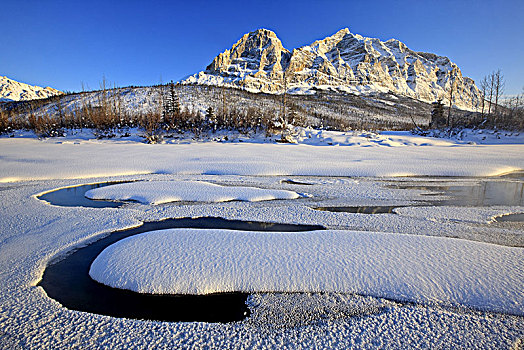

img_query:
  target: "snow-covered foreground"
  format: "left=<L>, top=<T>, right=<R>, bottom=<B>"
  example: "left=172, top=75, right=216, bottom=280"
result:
left=1, top=131, right=524, bottom=182
left=90, top=228, right=524, bottom=315
left=85, top=180, right=301, bottom=204
left=0, top=132, right=523, bottom=348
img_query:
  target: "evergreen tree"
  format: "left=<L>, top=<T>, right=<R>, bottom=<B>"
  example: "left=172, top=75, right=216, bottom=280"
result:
left=169, top=81, right=180, bottom=115
left=163, top=80, right=181, bottom=129
left=430, top=99, right=445, bottom=128
left=205, top=106, right=217, bottom=132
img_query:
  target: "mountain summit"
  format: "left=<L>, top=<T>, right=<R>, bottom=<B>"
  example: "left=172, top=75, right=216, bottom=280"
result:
left=206, top=28, right=291, bottom=83
left=0, top=76, right=62, bottom=102
left=183, top=28, right=481, bottom=110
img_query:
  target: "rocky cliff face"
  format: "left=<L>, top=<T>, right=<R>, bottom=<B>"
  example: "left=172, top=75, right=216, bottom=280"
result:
left=183, top=28, right=481, bottom=111
left=0, top=76, right=62, bottom=102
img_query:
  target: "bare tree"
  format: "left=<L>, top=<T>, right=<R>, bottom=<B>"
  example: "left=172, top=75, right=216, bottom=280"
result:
left=279, top=71, right=291, bottom=141
left=447, top=79, right=456, bottom=127
left=487, top=72, right=495, bottom=115
left=159, top=80, right=165, bottom=123
left=493, top=69, right=504, bottom=115
left=0, top=107, right=9, bottom=133
left=479, top=76, right=489, bottom=117
left=220, top=88, right=228, bottom=117
left=55, top=95, right=64, bottom=126
left=281, top=72, right=287, bottom=121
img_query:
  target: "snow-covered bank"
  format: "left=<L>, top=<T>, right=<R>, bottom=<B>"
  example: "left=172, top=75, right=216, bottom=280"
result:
left=1, top=133, right=523, bottom=183
left=1, top=132, right=523, bottom=348
left=89, top=228, right=524, bottom=315
left=85, top=180, right=301, bottom=204
left=1, top=174, right=523, bottom=348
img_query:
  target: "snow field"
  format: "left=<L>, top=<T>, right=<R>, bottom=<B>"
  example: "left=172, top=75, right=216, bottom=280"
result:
left=89, top=228, right=524, bottom=315
left=1, top=131, right=523, bottom=348
left=1, top=136, right=524, bottom=183
left=85, top=180, right=301, bottom=204
left=1, top=173, right=523, bottom=348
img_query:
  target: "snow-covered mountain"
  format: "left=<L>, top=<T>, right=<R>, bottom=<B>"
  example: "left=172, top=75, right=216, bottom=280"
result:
left=182, top=28, right=481, bottom=111
left=0, top=76, right=62, bottom=102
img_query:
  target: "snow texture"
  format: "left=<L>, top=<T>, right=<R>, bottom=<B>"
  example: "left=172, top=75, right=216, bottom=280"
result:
left=1, top=134, right=523, bottom=348
left=85, top=180, right=301, bottom=204
left=1, top=133, right=523, bottom=183
left=89, top=228, right=524, bottom=315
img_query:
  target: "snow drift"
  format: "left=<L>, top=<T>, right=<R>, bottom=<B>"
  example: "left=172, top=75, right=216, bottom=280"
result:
left=90, top=228, right=524, bottom=315
left=85, top=180, right=301, bottom=204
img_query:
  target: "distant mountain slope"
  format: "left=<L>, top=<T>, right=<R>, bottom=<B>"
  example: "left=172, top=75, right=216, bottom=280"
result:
left=182, top=28, right=481, bottom=111
left=0, top=76, right=62, bottom=102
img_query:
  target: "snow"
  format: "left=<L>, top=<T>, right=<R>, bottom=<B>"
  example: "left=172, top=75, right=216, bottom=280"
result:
left=0, top=133, right=523, bottom=348
left=0, top=75, right=62, bottom=101
left=90, top=228, right=524, bottom=315
left=181, top=28, right=482, bottom=110
left=1, top=132, right=523, bottom=183
left=393, top=205, right=524, bottom=224
left=85, top=180, right=301, bottom=204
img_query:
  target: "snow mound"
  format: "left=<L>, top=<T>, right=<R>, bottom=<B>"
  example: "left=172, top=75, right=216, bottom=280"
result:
left=85, top=180, right=301, bottom=204
left=89, top=229, right=524, bottom=315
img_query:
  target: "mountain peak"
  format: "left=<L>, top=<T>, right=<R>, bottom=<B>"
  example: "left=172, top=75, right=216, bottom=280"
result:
left=249, top=28, right=278, bottom=38
left=334, top=27, right=351, bottom=37
left=203, top=28, right=290, bottom=90
left=183, top=28, right=481, bottom=110
left=0, top=76, right=63, bottom=102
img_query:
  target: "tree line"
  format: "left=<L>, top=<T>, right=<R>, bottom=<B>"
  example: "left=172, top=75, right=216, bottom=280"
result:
left=430, top=70, right=523, bottom=130
left=0, top=81, right=310, bottom=142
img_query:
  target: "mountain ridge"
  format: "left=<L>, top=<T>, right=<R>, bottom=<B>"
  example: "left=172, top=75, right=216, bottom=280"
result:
left=0, top=76, right=62, bottom=102
left=182, top=28, right=481, bottom=111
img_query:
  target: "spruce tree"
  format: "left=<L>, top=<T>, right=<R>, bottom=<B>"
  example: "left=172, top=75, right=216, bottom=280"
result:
left=169, top=81, right=180, bottom=115
left=430, top=99, right=445, bottom=128
left=205, top=106, right=217, bottom=132
left=163, top=80, right=181, bottom=130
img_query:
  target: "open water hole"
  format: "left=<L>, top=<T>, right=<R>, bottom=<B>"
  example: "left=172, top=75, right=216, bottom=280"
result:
left=314, top=206, right=399, bottom=214
left=37, top=182, right=132, bottom=208
left=39, top=217, right=324, bottom=323
left=497, top=213, right=524, bottom=222
left=315, top=177, right=524, bottom=218
left=280, top=179, right=314, bottom=186
left=389, top=179, right=524, bottom=207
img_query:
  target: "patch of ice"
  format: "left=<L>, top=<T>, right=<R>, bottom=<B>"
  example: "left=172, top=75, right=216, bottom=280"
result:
left=90, top=228, right=524, bottom=315
left=394, top=206, right=524, bottom=224
left=246, top=292, right=391, bottom=329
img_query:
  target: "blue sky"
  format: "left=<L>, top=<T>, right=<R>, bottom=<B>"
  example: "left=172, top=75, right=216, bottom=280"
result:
left=1, top=0, right=523, bottom=95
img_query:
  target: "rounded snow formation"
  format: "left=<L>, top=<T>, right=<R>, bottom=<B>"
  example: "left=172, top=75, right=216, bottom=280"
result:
left=89, top=229, right=524, bottom=315
left=85, top=180, right=301, bottom=204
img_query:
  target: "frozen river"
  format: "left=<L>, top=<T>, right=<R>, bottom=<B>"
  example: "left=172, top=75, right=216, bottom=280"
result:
left=0, top=135, right=523, bottom=348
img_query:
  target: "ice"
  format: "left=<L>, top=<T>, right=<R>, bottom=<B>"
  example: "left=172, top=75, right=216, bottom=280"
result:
left=85, top=180, right=301, bottom=204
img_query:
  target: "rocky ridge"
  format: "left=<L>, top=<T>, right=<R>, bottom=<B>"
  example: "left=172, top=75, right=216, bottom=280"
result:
left=0, top=75, right=62, bottom=102
left=182, top=28, right=481, bottom=111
